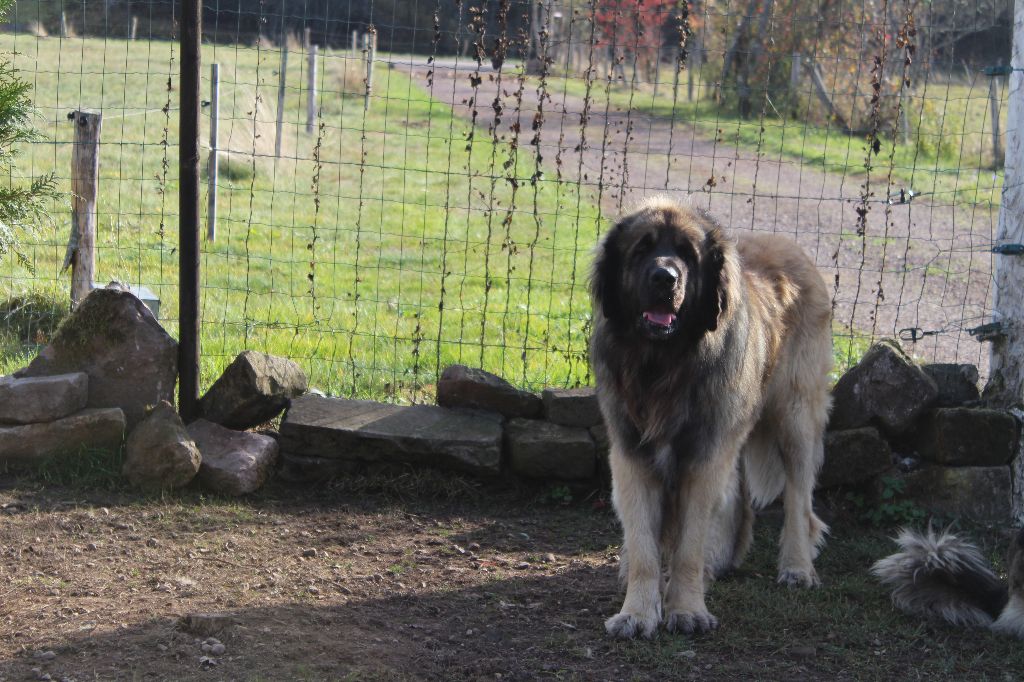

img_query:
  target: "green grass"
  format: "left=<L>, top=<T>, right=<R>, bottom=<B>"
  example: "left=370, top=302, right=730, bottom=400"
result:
left=549, top=65, right=1006, bottom=207
left=0, top=36, right=605, bottom=398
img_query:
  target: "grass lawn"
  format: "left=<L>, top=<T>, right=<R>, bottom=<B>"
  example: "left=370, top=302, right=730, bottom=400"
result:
left=0, top=35, right=604, bottom=398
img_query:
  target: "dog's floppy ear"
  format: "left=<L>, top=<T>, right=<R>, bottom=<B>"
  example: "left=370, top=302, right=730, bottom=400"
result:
left=697, top=227, right=730, bottom=332
left=591, top=223, right=624, bottom=324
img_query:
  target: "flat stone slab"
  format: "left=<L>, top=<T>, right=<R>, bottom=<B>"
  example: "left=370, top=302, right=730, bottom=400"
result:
left=0, top=407, right=125, bottom=464
left=278, top=452, right=359, bottom=483
left=188, top=419, right=279, bottom=496
left=818, top=427, right=892, bottom=489
left=279, top=395, right=503, bottom=476
left=542, top=387, right=602, bottom=427
left=506, top=418, right=596, bottom=480
left=911, top=408, right=1018, bottom=466
left=0, top=372, right=88, bottom=425
left=898, top=466, right=1011, bottom=523
left=436, top=365, right=541, bottom=418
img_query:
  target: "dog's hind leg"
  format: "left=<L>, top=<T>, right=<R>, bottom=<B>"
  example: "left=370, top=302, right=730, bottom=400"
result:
left=775, top=408, right=828, bottom=588
left=605, top=446, right=663, bottom=640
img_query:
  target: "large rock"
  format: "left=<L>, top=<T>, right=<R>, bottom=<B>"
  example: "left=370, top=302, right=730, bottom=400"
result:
left=0, top=407, right=125, bottom=464
left=922, top=363, right=981, bottom=407
left=506, top=418, right=596, bottom=480
left=16, top=289, right=177, bottom=430
left=910, top=408, right=1018, bottom=467
left=187, top=419, right=279, bottom=495
left=818, top=427, right=892, bottom=489
left=199, top=351, right=308, bottom=430
left=123, top=401, right=201, bottom=490
left=829, top=340, right=938, bottom=433
left=0, top=372, right=88, bottom=425
left=899, top=466, right=1012, bottom=523
left=542, top=387, right=602, bottom=427
left=436, top=365, right=542, bottom=418
left=279, top=395, right=503, bottom=476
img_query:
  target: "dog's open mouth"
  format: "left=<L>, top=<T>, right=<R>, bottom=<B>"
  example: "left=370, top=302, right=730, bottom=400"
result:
left=642, top=310, right=677, bottom=336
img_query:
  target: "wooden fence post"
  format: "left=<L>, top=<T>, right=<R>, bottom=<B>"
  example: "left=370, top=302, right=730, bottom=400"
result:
left=275, top=39, right=288, bottom=157
left=60, top=12, right=68, bottom=38
left=990, top=0, right=1024, bottom=525
left=207, top=63, right=219, bottom=241
left=63, top=110, right=101, bottom=307
left=307, top=44, right=317, bottom=133
left=131, top=15, right=138, bottom=40
left=351, top=30, right=358, bottom=55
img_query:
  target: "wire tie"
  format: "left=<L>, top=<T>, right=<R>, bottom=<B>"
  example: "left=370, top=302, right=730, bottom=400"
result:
left=992, top=243, right=1024, bottom=255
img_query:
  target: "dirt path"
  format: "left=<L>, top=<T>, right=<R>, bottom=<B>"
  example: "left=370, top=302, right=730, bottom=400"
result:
left=404, top=58, right=998, bottom=373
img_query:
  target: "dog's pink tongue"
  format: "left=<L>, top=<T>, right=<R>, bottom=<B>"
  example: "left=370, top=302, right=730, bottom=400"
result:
left=643, top=311, right=676, bottom=327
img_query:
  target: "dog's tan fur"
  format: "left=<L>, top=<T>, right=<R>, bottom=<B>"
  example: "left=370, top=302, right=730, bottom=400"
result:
left=590, top=198, right=832, bottom=639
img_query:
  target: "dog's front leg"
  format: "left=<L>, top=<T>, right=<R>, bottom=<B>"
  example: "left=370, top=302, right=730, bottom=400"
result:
left=605, top=445, right=662, bottom=640
left=663, top=453, right=735, bottom=635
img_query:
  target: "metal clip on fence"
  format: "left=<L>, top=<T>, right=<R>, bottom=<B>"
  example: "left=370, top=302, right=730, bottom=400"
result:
left=898, top=327, right=940, bottom=343
left=992, top=243, right=1024, bottom=256
left=983, top=65, right=1020, bottom=77
left=967, top=322, right=1006, bottom=342
left=887, top=188, right=916, bottom=205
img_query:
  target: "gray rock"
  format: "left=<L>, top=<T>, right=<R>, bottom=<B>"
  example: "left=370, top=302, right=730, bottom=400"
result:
left=817, top=427, right=892, bottom=489
left=277, top=452, right=358, bottom=482
left=506, top=418, right=596, bottom=480
left=279, top=394, right=502, bottom=476
left=923, top=363, right=981, bottom=407
left=16, top=289, right=177, bottom=430
left=178, top=613, right=236, bottom=638
left=899, top=466, right=1012, bottom=522
left=123, top=401, right=200, bottom=490
left=911, top=408, right=1018, bottom=466
left=199, top=351, right=308, bottom=430
left=436, top=365, right=542, bottom=418
left=0, top=407, right=125, bottom=464
left=187, top=419, right=279, bottom=495
left=829, top=340, right=938, bottom=433
left=542, top=387, right=602, bottom=427
left=0, top=372, right=88, bottom=424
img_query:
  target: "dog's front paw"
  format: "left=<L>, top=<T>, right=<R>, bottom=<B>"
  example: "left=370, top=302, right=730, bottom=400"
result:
left=605, top=611, right=659, bottom=640
left=665, top=609, right=719, bottom=636
left=777, top=568, right=820, bottom=588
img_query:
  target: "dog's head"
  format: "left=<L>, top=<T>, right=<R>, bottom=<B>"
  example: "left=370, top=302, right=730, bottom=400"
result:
left=591, top=198, right=735, bottom=342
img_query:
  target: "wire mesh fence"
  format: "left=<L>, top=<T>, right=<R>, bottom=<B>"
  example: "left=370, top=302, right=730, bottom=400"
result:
left=0, top=0, right=1013, bottom=401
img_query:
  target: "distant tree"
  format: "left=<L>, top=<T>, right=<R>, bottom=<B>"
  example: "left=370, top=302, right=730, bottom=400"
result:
left=594, top=0, right=678, bottom=81
left=0, top=0, right=58, bottom=269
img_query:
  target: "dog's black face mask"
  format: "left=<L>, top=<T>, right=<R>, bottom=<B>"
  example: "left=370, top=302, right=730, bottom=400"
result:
left=592, top=213, right=728, bottom=344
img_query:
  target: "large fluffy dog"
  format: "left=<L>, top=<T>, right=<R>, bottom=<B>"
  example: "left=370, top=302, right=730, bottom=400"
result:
left=590, top=198, right=833, bottom=639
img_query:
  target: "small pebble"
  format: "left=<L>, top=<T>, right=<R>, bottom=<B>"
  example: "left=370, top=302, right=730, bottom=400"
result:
left=467, top=542, right=481, bottom=551
left=543, top=553, right=556, bottom=563
left=301, top=548, right=317, bottom=558
left=34, top=651, right=56, bottom=662
left=515, top=561, right=530, bottom=570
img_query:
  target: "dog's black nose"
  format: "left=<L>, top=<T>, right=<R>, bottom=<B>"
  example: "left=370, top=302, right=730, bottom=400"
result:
left=650, top=266, right=678, bottom=289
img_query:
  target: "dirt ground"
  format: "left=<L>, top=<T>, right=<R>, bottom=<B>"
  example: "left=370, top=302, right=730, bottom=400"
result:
left=1, top=466, right=1022, bottom=682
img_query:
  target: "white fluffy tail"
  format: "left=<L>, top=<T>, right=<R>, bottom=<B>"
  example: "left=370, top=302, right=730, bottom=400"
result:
left=871, top=527, right=1008, bottom=629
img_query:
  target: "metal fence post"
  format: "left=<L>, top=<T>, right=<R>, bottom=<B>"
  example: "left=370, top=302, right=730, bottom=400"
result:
left=207, top=62, right=219, bottom=242
left=275, top=38, right=288, bottom=158
left=990, top=0, right=1024, bottom=524
left=307, top=43, right=317, bottom=133
left=179, top=0, right=202, bottom=421
left=63, top=110, right=102, bottom=308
